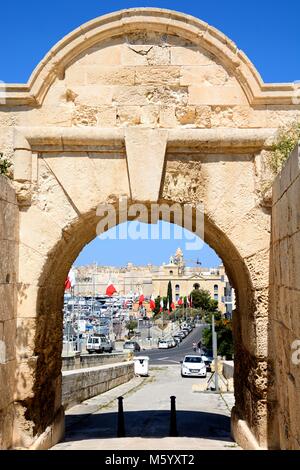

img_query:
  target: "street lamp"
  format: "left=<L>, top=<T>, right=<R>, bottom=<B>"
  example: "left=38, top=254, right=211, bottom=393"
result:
left=212, top=314, right=219, bottom=392
left=147, top=319, right=151, bottom=341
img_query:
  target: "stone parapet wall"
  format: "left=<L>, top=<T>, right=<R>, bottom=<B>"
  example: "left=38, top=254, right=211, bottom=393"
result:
left=62, top=352, right=129, bottom=371
left=0, top=175, right=18, bottom=449
left=270, top=143, right=300, bottom=449
left=222, top=360, right=234, bottom=380
left=62, top=361, right=134, bottom=410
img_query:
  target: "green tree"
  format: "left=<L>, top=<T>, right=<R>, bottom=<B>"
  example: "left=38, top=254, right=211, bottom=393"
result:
left=0, top=154, right=12, bottom=176
left=190, top=289, right=218, bottom=312
left=153, top=296, right=162, bottom=316
left=167, top=281, right=173, bottom=311
left=202, top=319, right=234, bottom=359
left=126, top=320, right=138, bottom=337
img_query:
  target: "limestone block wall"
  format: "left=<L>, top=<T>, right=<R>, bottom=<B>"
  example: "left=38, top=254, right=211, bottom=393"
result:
left=222, top=360, right=234, bottom=379
left=0, top=175, right=18, bottom=449
left=62, top=361, right=134, bottom=410
left=61, top=352, right=128, bottom=371
left=270, top=143, right=300, bottom=449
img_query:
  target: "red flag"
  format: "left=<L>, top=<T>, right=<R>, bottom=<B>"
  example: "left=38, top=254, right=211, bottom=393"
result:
left=149, top=294, right=155, bottom=311
left=139, top=294, right=145, bottom=305
left=65, top=277, right=71, bottom=290
left=65, top=268, right=76, bottom=291
left=106, top=284, right=117, bottom=296
left=178, top=297, right=183, bottom=306
left=171, top=302, right=175, bottom=310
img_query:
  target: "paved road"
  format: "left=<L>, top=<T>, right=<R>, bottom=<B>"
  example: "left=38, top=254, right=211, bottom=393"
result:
left=53, top=365, right=237, bottom=450
left=136, top=326, right=208, bottom=364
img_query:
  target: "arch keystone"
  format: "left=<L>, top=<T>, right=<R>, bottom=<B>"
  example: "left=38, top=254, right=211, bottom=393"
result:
left=125, top=128, right=168, bottom=202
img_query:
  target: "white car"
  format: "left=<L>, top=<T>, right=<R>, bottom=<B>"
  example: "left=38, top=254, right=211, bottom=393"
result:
left=158, top=340, right=169, bottom=349
left=181, top=355, right=207, bottom=378
left=167, top=338, right=176, bottom=348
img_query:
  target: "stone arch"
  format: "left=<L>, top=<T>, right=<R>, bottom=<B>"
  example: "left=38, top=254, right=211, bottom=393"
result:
left=14, top=197, right=269, bottom=450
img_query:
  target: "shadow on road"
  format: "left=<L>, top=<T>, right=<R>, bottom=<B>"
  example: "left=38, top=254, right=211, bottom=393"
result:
left=64, top=409, right=231, bottom=442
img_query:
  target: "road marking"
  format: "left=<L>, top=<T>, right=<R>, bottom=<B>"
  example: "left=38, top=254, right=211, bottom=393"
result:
left=157, top=357, right=169, bottom=360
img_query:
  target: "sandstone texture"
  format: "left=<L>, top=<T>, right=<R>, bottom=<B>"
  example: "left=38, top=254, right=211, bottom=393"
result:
left=62, top=362, right=134, bottom=410
left=270, top=144, right=300, bottom=450
left=0, top=175, right=18, bottom=449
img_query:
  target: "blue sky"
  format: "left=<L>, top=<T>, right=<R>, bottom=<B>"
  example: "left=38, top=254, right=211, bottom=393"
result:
left=2, top=1, right=299, bottom=267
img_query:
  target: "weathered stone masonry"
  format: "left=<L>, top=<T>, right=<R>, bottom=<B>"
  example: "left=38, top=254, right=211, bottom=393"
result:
left=270, top=144, right=300, bottom=450
left=0, top=175, right=18, bottom=449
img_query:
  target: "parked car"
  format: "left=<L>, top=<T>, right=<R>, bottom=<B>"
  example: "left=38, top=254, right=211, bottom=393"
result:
left=181, top=355, right=207, bottom=378
left=181, top=327, right=190, bottom=335
left=86, top=336, right=113, bottom=354
left=178, top=331, right=187, bottom=338
left=124, top=341, right=141, bottom=352
left=173, top=334, right=182, bottom=343
left=158, top=340, right=169, bottom=349
left=166, top=338, right=176, bottom=348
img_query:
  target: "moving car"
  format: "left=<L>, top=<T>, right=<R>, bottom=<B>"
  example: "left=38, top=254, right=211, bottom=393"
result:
left=124, top=341, right=141, bottom=352
left=181, top=355, right=207, bottom=378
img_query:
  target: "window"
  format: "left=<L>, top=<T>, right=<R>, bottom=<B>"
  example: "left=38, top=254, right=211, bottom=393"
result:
left=214, top=284, right=218, bottom=292
left=169, top=270, right=173, bottom=275
left=175, top=284, right=180, bottom=292
left=193, top=283, right=200, bottom=290
left=184, top=357, right=202, bottom=363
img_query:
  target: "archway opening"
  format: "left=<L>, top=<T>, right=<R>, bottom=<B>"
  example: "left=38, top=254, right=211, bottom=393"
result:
left=26, top=207, right=256, bottom=448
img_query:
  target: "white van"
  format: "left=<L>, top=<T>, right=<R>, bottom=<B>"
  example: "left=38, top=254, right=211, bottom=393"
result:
left=86, top=336, right=113, bottom=354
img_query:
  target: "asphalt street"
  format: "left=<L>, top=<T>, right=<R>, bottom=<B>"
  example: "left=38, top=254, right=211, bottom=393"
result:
left=135, top=326, right=209, bottom=364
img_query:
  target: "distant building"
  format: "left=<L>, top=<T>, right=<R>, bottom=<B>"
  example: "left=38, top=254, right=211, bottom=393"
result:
left=73, top=248, right=235, bottom=316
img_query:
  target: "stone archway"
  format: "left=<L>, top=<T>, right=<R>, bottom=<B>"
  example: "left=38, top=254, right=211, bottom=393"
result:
left=1, top=8, right=299, bottom=450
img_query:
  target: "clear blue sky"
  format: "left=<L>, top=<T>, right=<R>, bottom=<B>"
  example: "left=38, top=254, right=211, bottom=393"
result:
left=2, top=1, right=299, bottom=267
